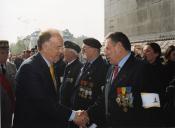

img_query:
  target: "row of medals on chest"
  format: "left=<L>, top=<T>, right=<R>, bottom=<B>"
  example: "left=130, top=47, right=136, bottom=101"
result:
left=116, top=86, right=134, bottom=112
left=79, top=74, right=93, bottom=100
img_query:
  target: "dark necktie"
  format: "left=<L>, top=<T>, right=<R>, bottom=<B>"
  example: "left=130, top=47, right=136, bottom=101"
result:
left=74, top=62, right=90, bottom=87
left=83, top=62, right=90, bottom=71
left=1, top=64, right=6, bottom=75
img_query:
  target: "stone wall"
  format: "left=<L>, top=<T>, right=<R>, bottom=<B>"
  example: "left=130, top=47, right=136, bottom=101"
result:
left=105, top=0, right=175, bottom=42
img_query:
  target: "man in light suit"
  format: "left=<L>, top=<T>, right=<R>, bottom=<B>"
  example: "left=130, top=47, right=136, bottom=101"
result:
left=12, top=29, right=88, bottom=128
left=0, top=40, right=16, bottom=128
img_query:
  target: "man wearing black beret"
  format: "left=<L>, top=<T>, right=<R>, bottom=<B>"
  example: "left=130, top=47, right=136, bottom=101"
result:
left=59, top=41, right=83, bottom=127
left=60, top=41, right=82, bottom=107
left=83, top=38, right=102, bottom=49
left=71, top=38, right=109, bottom=127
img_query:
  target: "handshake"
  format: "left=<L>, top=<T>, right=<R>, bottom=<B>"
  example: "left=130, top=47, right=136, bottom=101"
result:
left=73, top=110, right=90, bottom=128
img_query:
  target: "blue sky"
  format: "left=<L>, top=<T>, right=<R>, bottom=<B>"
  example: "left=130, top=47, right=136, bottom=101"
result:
left=0, top=0, right=104, bottom=43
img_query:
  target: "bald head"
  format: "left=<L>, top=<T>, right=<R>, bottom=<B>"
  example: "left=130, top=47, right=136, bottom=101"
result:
left=37, top=29, right=63, bottom=51
left=38, top=29, right=64, bottom=63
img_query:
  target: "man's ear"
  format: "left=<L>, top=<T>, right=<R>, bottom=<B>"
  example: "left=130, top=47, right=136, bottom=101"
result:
left=114, top=42, right=123, bottom=52
left=42, top=42, right=49, bottom=52
left=117, top=42, right=123, bottom=48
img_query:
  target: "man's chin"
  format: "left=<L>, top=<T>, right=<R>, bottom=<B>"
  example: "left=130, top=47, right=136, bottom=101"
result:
left=82, top=55, right=87, bottom=60
left=54, top=57, right=60, bottom=63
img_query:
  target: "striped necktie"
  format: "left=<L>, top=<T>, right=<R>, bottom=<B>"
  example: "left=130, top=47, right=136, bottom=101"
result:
left=112, top=65, right=119, bottom=81
left=83, top=62, right=90, bottom=71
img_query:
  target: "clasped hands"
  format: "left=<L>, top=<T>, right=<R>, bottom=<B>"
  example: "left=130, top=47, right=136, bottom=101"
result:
left=73, top=110, right=89, bottom=128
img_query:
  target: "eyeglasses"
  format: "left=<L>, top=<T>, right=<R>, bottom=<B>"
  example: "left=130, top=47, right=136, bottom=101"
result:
left=81, top=46, right=91, bottom=51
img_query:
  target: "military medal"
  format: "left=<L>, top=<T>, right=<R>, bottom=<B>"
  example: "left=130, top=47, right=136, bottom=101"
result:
left=121, top=87, right=126, bottom=95
left=126, top=86, right=131, bottom=93
left=116, top=87, right=122, bottom=106
left=116, top=86, right=133, bottom=112
left=116, top=96, right=121, bottom=106
left=117, top=87, right=122, bottom=94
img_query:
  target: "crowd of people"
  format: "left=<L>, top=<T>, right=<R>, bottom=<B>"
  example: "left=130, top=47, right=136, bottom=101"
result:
left=0, top=29, right=175, bottom=128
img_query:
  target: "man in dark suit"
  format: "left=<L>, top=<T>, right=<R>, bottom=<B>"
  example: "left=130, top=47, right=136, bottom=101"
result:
left=59, top=40, right=83, bottom=108
left=72, top=38, right=109, bottom=127
left=81, top=32, right=158, bottom=128
left=12, top=29, right=88, bottom=128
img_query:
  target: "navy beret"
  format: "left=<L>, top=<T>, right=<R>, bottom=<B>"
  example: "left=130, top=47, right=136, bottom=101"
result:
left=64, top=41, right=81, bottom=53
left=83, top=38, right=102, bottom=49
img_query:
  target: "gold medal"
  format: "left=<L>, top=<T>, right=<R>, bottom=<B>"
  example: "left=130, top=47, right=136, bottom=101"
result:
left=121, top=87, right=126, bottom=95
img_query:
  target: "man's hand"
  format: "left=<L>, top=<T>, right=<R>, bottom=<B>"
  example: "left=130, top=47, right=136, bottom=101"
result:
left=73, top=110, right=89, bottom=127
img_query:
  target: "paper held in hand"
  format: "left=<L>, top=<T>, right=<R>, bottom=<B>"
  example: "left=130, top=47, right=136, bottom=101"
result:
left=141, top=93, right=160, bottom=108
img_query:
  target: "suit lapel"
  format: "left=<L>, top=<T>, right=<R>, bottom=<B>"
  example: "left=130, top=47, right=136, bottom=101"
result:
left=113, top=55, right=134, bottom=85
left=35, top=53, right=57, bottom=94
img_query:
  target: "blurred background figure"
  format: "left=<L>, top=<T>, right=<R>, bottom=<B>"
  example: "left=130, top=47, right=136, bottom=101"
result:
left=14, top=54, right=24, bottom=70
left=0, top=40, right=16, bottom=128
left=164, top=45, right=175, bottom=84
left=142, top=42, right=166, bottom=126
left=133, top=44, right=143, bottom=59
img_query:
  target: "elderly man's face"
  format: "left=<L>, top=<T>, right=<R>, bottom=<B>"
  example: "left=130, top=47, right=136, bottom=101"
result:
left=44, top=36, right=63, bottom=63
left=63, top=48, right=75, bottom=63
left=81, top=44, right=96, bottom=61
left=0, top=48, right=9, bottom=64
left=104, top=38, right=122, bottom=65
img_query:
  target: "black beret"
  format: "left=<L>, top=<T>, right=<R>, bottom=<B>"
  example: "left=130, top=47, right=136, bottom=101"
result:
left=83, top=38, right=102, bottom=49
left=0, top=40, right=9, bottom=49
left=31, top=48, right=35, bottom=52
left=64, top=41, right=81, bottom=53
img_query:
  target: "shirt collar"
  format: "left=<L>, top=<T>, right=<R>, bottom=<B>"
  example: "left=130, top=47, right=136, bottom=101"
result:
left=67, top=59, right=76, bottom=66
left=118, top=52, right=131, bottom=70
left=87, top=55, right=99, bottom=64
left=40, top=52, right=51, bottom=67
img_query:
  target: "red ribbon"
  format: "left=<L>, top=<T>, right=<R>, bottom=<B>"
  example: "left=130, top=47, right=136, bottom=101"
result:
left=0, top=74, right=15, bottom=112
